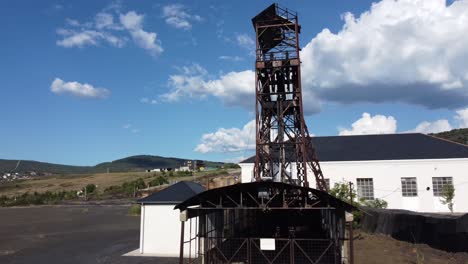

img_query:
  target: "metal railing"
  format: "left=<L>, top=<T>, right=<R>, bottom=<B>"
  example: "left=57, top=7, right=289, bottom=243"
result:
left=184, top=237, right=340, bottom=264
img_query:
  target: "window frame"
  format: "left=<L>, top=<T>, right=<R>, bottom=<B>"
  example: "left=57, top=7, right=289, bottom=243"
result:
left=432, top=177, right=453, bottom=197
left=356, top=178, right=374, bottom=200
left=401, top=177, right=418, bottom=197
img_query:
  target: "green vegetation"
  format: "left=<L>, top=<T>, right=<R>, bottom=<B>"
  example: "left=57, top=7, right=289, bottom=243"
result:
left=360, top=198, right=388, bottom=209
left=0, top=190, right=79, bottom=207
left=83, top=184, right=96, bottom=194
left=329, top=181, right=388, bottom=228
left=0, top=155, right=225, bottom=175
left=104, top=178, right=146, bottom=198
left=328, top=181, right=388, bottom=209
left=329, top=182, right=357, bottom=204
left=128, top=204, right=141, bottom=216
left=0, top=167, right=232, bottom=206
left=440, top=183, right=455, bottom=212
left=148, top=176, right=169, bottom=187
left=431, top=128, right=468, bottom=145
left=175, top=170, right=193, bottom=177
left=94, top=155, right=188, bottom=173
left=223, top=163, right=241, bottom=169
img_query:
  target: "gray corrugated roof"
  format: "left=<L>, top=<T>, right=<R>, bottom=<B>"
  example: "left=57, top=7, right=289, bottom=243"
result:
left=138, top=181, right=205, bottom=205
left=240, top=133, right=468, bottom=163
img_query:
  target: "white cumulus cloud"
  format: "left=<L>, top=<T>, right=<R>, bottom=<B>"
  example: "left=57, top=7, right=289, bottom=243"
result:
left=195, top=120, right=256, bottom=153
left=301, top=0, right=468, bottom=109
left=57, top=8, right=162, bottom=57
left=161, top=0, right=468, bottom=114
left=50, top=78, right=110, bottom=98
left=455, top=107, right=468, bottom=128
left=161, top=64, right=254, bottom=109
left=95, top=12, right=116, bottom=30
left=160, top=63, right=321, bottom=114
left=56, top=28, right=125, bottom=48
left=119, top=11, right=163, bottom=57
left=162, top=4, right=202, bottom=30
left=339, top=113, right=397, bottom=135
left=140, top=97, right=158, bottom=105
left=407, top=119, right=452, bottom=134
left=236, top=33, right=255, bottom=49
left=219, top=55, right=244, bottom=61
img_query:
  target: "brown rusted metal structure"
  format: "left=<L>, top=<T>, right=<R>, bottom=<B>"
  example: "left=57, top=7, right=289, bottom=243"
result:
left=176, top=4, right=356, bottom=264
left=177, top=182, right=354, bottom=264
left=253, top=4, right=327, bottom=191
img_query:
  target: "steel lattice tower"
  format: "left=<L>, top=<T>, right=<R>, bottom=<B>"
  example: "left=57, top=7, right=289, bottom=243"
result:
left=252, top=4, right=328, bottom=191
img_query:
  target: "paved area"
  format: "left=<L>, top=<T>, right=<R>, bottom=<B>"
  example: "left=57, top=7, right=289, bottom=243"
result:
left=0, top=205, right=178, bottom=264
left=1, top=204, right=467, bottom=264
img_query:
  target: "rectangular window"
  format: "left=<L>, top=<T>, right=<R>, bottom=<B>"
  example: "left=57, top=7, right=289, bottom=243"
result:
left=357, top=178, right=374, bottom=200
left=316, top=179, right=330, bottom=190
left=432, top=177, right=453, bottom=197
left=401, top=177, right=418, bottom=197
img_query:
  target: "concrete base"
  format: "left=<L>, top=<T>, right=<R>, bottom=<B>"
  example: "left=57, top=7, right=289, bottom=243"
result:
left=123, top=249, right=164, bottom=257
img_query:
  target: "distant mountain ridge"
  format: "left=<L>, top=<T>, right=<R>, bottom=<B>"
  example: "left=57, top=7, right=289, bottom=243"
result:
left=3, top=128, right=464, bottom=175
left=0, top=155, right=223, bottom=175
left=431, top=128, right=468, bottom=145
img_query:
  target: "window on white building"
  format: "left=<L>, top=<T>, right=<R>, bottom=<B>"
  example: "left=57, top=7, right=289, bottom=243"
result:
left=316, top=179, right=330, bottom=190
left=432, top=177, right=453, bottom=197
left=401, top=177, right=418, bottom=197
left=357, top=178, right=374, bottom=200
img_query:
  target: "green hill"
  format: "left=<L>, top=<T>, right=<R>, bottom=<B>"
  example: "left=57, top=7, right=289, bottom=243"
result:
left=94, top=155, right=188, bottom=173
left=0, top=155, right=223, bottom=175
left=0, top=160, right=93, bottom=174
left=431, top=128, right=468, bottom=145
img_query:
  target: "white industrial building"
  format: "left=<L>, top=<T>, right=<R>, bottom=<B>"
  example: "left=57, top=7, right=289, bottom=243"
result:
left=239, top=133, right=468, bottom=213
left=136, top=181, right=205, bottom=257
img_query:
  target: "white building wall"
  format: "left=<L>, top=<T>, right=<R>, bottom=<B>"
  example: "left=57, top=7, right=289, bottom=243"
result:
left=140, top=204, right=197, bottom=257
left=239, top=158, right=468, bottom=213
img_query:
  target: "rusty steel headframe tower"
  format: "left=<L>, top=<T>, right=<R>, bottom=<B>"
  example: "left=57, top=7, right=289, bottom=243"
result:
left=252, top=4, right=327, bottom=191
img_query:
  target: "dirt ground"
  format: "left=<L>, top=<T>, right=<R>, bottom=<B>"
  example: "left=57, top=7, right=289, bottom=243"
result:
left=354, top=230, right=468, bottom=264
left=0, top=205, right=467, bottom=264
left=0, top=169, right=239, bottom=197
left=0, top=171, right=155, bottom=196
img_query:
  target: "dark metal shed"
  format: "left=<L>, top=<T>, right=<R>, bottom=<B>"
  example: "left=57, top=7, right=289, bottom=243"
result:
left=176, top=182, right=355, bottom=264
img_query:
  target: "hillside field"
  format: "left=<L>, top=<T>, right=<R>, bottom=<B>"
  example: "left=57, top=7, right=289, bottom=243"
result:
left=0, top=155, right=225, bottom=175
left=0, top=169, right=238, bottom=197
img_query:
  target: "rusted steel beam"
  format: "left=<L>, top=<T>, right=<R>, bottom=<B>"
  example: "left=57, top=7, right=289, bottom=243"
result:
left=252, top=3, right=327, bottom=191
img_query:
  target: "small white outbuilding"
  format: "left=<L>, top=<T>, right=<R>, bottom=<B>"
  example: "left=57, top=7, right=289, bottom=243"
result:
left=137, top=181, right=205, bottom=257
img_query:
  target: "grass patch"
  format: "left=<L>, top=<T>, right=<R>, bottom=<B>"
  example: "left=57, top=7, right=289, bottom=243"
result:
left=128, top=204, right=141, bottom=216
left=59, top=182, right=73, bottom=187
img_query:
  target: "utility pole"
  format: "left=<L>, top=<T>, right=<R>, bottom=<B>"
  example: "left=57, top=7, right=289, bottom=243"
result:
left=349, top=181, right=354, bottom=264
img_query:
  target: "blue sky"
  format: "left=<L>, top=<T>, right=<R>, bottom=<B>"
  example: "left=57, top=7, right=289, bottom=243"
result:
left=1, top=0, right=467, bottom=165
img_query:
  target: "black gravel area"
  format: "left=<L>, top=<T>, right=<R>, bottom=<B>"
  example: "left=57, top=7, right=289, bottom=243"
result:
left=0, top=205, right=178, bottom=264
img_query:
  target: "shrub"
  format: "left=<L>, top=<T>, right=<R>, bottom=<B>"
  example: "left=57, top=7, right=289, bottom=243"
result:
left=360, top=198, right=388, bottom=209
left=329, top=181, right=357, bottom=204
left=223, top=163, right=241, bottom=169
left=329, top=181, right=388, bottom=228
left=441, top=183, right=455, bottom=212
left=175, top=171, right=192, bottom=177
left=104, top=178, right=146, bottom=198
left=0, top=189, right=82, bottom=207
left=128, top=204, right=141, bottom=216
left=148, top=176, right=169, bottom=187
left=83, top=184, right=96, bottom=194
